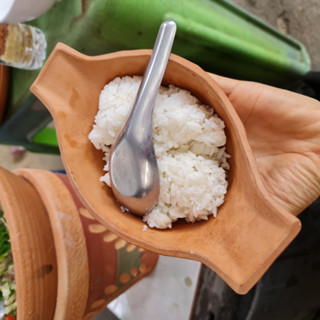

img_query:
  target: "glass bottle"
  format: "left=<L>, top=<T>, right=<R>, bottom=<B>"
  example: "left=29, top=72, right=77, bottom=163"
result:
left=0, top=23, right=46, bottom=70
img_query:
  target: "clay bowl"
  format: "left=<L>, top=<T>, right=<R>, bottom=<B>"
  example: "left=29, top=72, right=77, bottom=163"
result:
left=15, top=169, right=159, bottom=320
left=31, top=43, right=301, bottom=294
left=0, top=167, right=58, bottom=320
left=0, top=167, right=158, bottom=320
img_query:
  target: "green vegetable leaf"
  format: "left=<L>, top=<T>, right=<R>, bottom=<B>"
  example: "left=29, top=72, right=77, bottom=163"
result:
left=0, top=210, right=10, bottom=261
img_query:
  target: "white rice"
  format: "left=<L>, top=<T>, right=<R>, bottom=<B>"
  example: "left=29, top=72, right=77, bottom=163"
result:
left=89, top=76, right=230, bottom=229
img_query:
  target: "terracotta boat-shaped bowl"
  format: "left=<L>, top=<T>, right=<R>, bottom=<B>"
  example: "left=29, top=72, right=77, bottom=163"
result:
left=31, top=43, right=301, bottom=294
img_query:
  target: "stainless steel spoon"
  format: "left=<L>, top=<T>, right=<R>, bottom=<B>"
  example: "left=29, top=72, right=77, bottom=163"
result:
left=109, top=20, right=177, bottom=216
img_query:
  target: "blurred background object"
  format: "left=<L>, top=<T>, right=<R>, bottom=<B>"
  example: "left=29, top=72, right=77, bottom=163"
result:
left=0, top=23, right=46, bottom=70
left=0, top=0, right=58, bottom=23
left=232, top=0, right=320, bottom=71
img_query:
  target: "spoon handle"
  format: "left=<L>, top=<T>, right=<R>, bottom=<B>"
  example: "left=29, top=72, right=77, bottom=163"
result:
left=125, top=20, right=177, bottom=141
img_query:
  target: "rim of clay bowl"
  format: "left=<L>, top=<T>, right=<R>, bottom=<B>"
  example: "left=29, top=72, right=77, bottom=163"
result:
left=0, top=167, right=58, bottom=319
left=15, top=168, right=89, bottom=320
left=30, top=43, right=301, bottom=294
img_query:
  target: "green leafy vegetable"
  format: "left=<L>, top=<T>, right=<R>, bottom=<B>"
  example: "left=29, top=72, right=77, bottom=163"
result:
left=0, top=208, right=16, bottom=318
left=0, top=212, right=10, bottom=263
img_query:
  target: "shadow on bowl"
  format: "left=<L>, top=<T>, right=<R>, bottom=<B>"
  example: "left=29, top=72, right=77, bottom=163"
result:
left=30, top=43, right=301, bottom=294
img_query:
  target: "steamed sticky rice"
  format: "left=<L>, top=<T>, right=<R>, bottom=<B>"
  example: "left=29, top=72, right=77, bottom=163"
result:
left=89, top=76, right=230, bottom=229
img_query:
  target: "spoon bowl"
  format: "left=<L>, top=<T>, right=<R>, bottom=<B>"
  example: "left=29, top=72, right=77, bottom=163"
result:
left=31, top=43, right=301, bottom=294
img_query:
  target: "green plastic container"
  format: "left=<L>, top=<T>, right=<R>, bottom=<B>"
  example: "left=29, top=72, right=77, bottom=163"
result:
left=76, top=0, right=310, bottom=86
left=1, top=0, right=311, bottom=152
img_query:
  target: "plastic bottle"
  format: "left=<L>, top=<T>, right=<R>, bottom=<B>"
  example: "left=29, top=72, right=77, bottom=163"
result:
left=0, top=23, right=46, bottom=70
